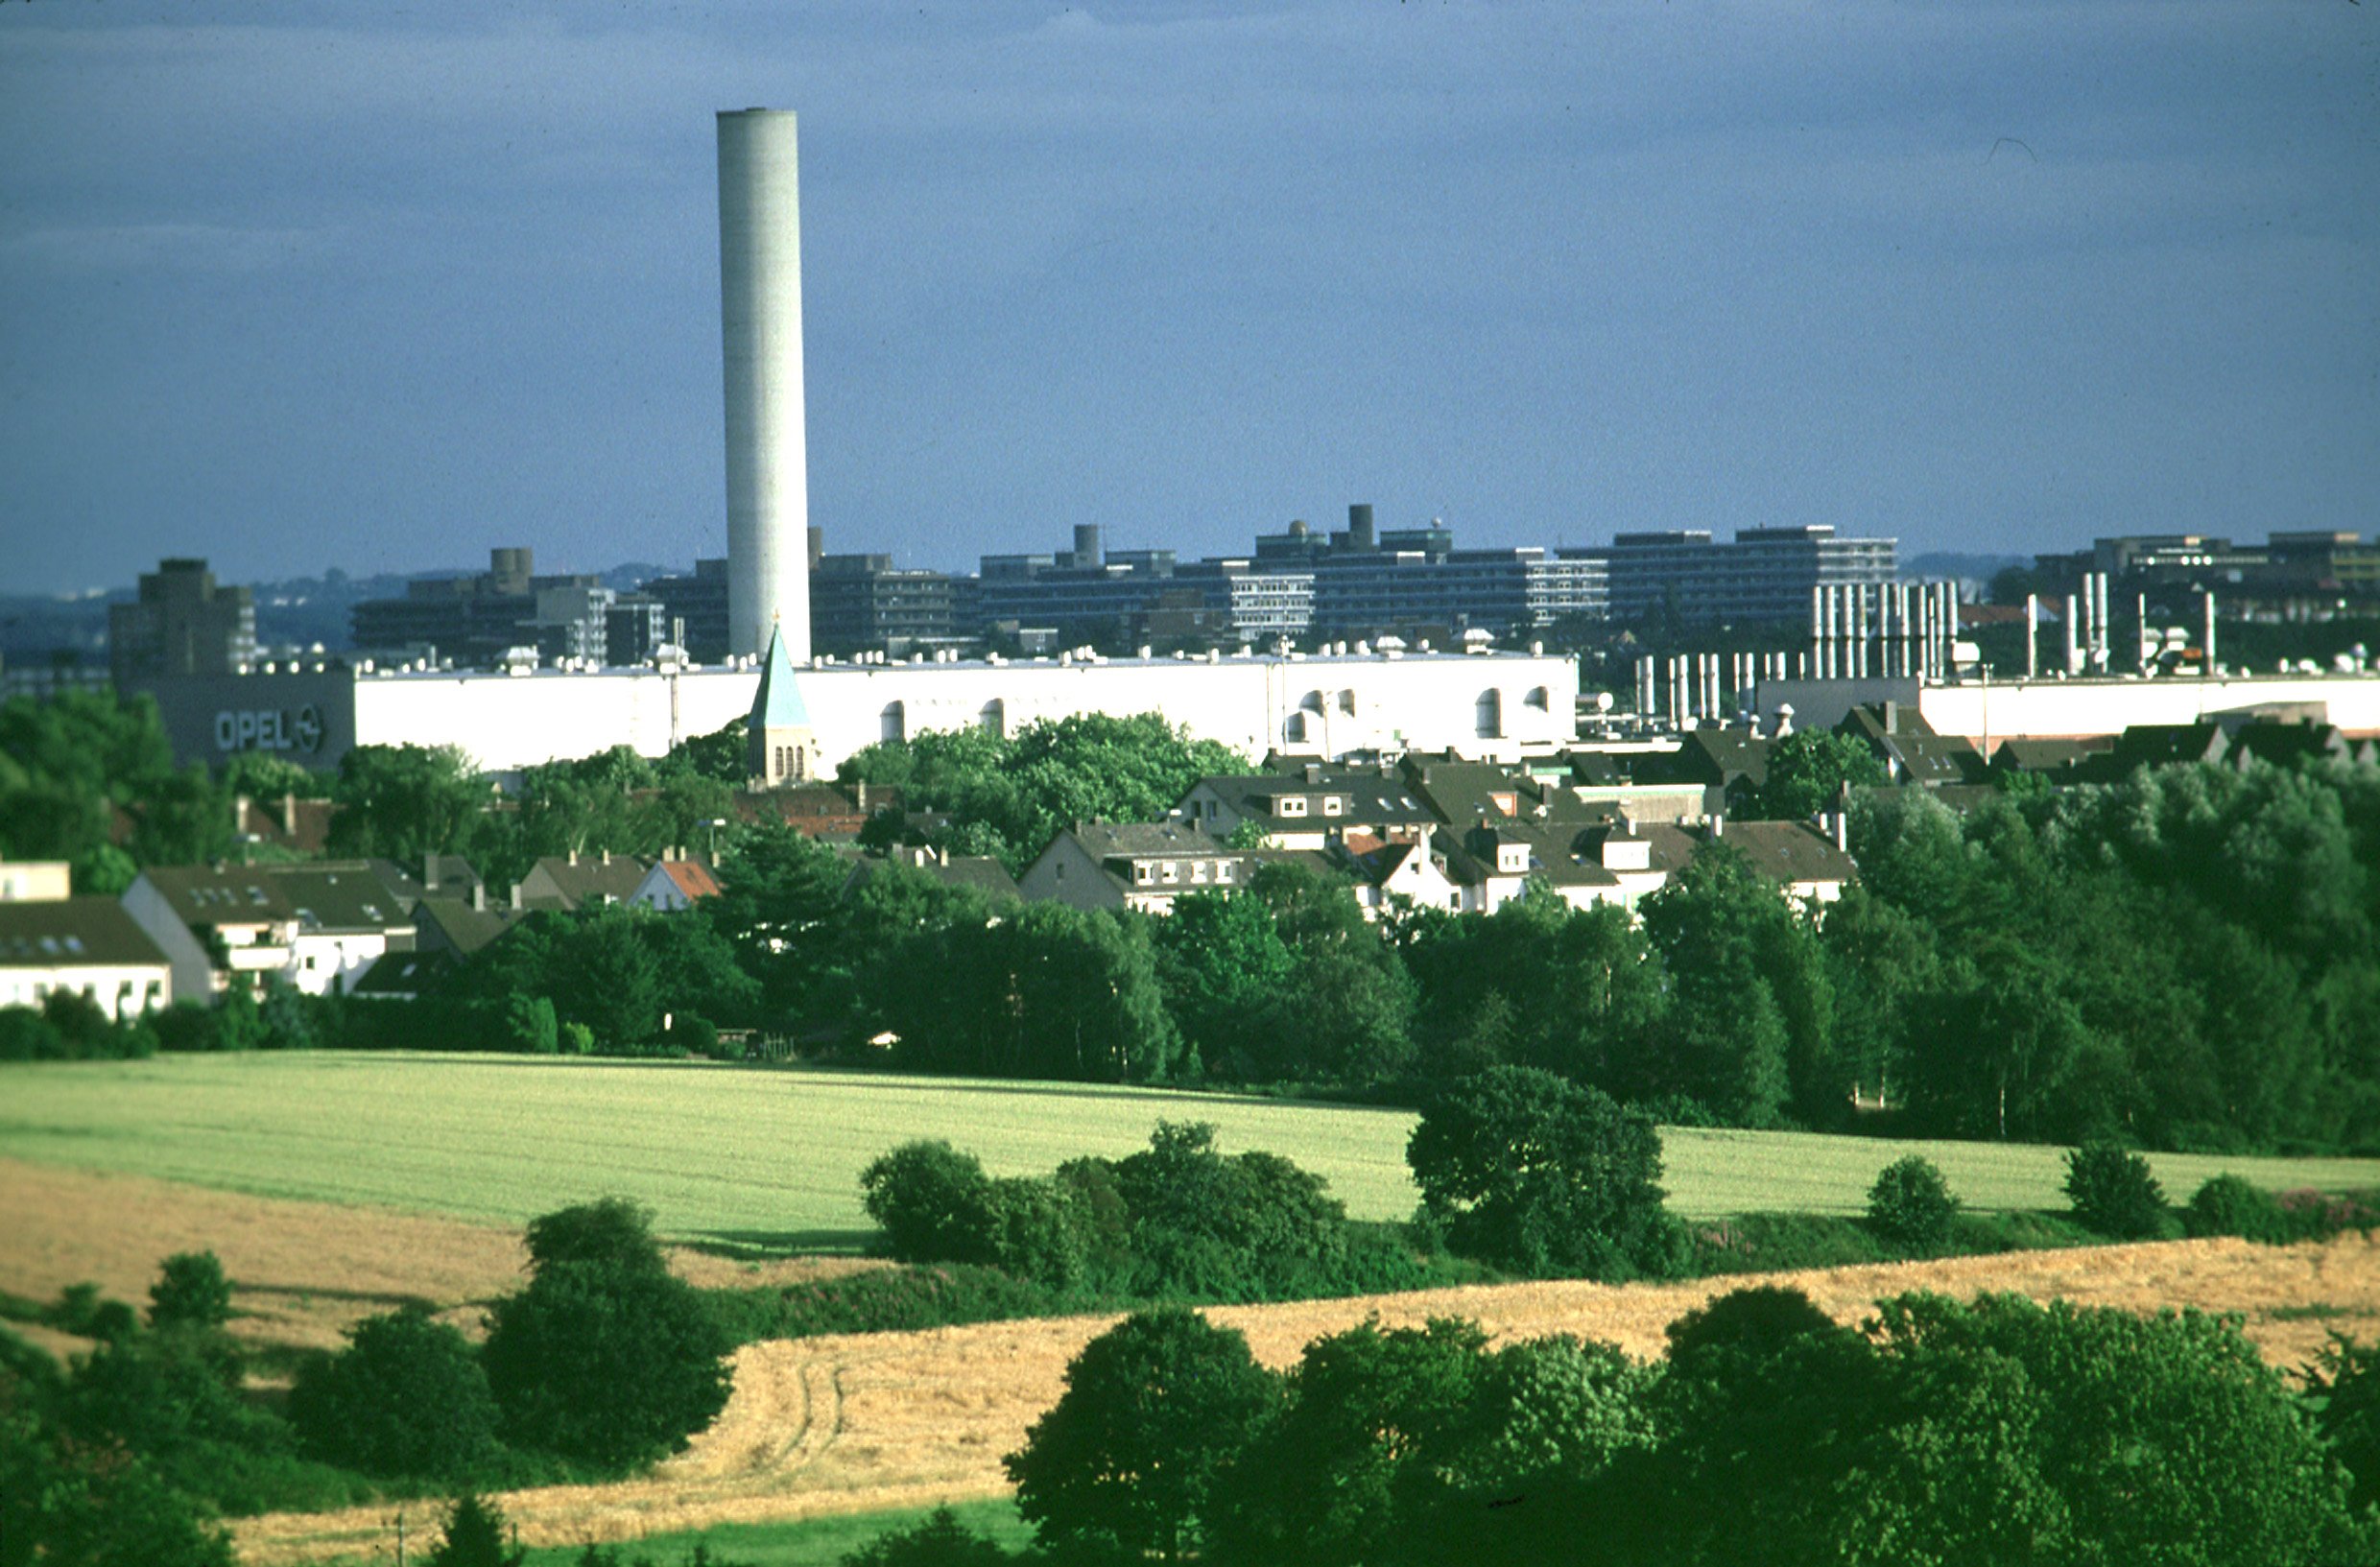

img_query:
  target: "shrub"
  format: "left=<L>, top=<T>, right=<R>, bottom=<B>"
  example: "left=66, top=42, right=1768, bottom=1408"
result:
left=525, top=1197, right=667, bottom=1277
left=2061, top=1141, right=2167, bottom=1240
left=149, top=1250, right=233, bottom=1331
left=705, top=1265, right=1066, bottom=1345
left=560, top=1021, right=596, bottom=1055
left=288, top=1307, right=500, bottom=1479
left=862, top=1141, right=1002, bottom=1266
left=2180, top=1175, right=2288, bottom=1242
left=503, top=994, right=559, bottom=1055
left=839, top=1506, right=1012, bottom=1567
left=1867, top=1156, right=1960, bottom=1253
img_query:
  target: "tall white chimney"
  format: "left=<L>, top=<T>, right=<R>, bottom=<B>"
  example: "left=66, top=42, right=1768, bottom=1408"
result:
left=717, top=108, right=812, bottom=662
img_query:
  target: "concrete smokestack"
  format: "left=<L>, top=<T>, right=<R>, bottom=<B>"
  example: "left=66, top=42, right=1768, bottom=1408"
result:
left=1073, top=524, right=1104, bottom=569
left=718, top=108, right=812, bottom=662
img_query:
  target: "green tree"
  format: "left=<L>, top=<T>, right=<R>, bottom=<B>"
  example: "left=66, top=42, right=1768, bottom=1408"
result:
left=2306, top=1334, right=2380, bottom=1514
left=1406, top=1066, right=1678, bottom=1279
left=424, top=1492, right=525, bottom=1567
left=861, top=1142, right=1002, bottom=1266
left=1865, top=1156, right=1959, bottom=1254
left=1209, top=1318, right=1488, bottom=1567
left=147, top=1252, right=231, bottom=1332
left=1756, top=728, right=1887, bottom=820
left=2062, top=1142, right=2168, bottom=1240
left=325, top=744, right=486, bottom=863
left=481, top=1200, right=731, bottom=1467
left=1152, top=890, right=1295, bottom=1075
left=1003, top=1309, right=1277, bottom=1562
left=288, top=1308, right=500, bottom=1479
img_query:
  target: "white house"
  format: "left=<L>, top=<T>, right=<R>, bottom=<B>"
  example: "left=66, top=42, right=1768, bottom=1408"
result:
left=0, top=898, right=173, bottom=1020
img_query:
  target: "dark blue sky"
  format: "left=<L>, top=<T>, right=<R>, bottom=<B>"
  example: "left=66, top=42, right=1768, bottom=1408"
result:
left=4, top=2, right=2374, bottom=594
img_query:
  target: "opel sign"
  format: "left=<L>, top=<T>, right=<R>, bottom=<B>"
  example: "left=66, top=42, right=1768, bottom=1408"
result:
left=214, top=703, right=325, bottom=755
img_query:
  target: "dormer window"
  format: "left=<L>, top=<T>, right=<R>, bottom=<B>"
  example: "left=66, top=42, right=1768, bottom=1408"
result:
left=1322, top=796, right=1344, bottom=817
left=1134, top=863, right=1154, bottom=885
left=1276, top=796, right=1308, bottom=819
left=1159, top=862, right=1178, bottom=884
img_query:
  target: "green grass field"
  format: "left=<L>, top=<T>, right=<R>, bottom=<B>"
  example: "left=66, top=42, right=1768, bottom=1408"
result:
left=512, top=1500, right=1031, bottom=1567
left=3, top=1054, right=2375, bottom=1247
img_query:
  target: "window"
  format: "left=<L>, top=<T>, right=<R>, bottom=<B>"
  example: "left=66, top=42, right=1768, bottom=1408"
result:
left=1160, top=862, right=1178, bottom=884
left=1134, top=863, right=1154, bottom=885
left=1322, top=796, right=1344, bottom=817
left=1277, top=796, right=1308, bottom=818
left=1192, top=861, right=1210, bottom=884
left=1217, top=862, right=1234, bottom=884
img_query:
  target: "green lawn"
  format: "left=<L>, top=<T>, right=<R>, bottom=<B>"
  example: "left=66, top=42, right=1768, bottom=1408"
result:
left=2, top=1054, right=2374, bottom=1246
left=513, top=1499, right=1030, bottom=1567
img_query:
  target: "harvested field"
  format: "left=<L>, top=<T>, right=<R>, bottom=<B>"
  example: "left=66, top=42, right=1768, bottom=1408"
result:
left=5, top=1055, right=2375, bottom=1245
left=231, top=1229, right=2380, bottom=1565
left=0, top=1158, right=878, bottom=1359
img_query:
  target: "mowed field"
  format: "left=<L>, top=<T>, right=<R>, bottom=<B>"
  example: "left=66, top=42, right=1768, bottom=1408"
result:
left=5, top=1054, right=2378, bottom=1251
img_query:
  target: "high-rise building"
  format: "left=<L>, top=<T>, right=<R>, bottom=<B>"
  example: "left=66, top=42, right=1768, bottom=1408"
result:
left=1599, top=525, right=1894, bottom=626
left=717, top=108, right=811, bottom=662
left=109, top=558, right=257, bottom=686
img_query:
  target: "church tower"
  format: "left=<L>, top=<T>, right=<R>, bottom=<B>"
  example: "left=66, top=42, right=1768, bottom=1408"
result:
left=748, top=623, right=822, bottom=788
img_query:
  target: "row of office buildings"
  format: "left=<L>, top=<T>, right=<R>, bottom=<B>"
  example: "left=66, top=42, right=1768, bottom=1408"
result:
left=300, top=509, right=1898, bottom=673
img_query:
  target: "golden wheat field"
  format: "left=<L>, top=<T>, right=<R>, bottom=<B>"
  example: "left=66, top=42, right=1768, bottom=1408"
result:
left=0, top=1159, right=877, bottom=1362
left=213, top=1228, right=2380, bottom=1564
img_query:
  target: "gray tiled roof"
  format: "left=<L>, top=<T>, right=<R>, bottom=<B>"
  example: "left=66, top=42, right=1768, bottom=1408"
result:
left=0, top=898, right=171, bottom=969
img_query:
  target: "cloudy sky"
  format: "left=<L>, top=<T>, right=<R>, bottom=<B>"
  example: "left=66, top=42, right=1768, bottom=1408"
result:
left=3, top=1, right=2373, bottom=594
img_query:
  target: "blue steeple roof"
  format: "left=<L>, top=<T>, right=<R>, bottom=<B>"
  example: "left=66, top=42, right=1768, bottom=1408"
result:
left=752, top=622, right=813, bottom=729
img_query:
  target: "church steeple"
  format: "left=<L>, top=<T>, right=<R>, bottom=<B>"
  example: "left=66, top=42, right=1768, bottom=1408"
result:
left=748, top=622, right=822, bottom=787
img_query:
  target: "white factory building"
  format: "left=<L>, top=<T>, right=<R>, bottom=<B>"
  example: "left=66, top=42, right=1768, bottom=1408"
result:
left=151, top=647, right=1581, bottom=777
left=1754, top=671, right=2380, bottom=751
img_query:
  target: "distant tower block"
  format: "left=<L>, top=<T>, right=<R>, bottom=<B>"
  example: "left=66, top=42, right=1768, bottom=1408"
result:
left=718, top=108, right=812, bottom=663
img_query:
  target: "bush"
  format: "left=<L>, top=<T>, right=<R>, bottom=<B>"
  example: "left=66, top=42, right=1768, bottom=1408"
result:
left=561, top=1021, right=596, bottom=1055
left=1407, top=1066, right=1680, bottom=1279
left=862, top=1141, right=1002, bottom=1266
left=525, top=1198, right=667, bottom=1277
left=288, top=1307, right=500, bottom=1479
left=2180, top=1175, right=2289, bottom=1242
left=2061, top=1142, right=2168, bottom=1240
left=705, top=1265, right=1067, bottom=1345
left=149, top=1250, right=233, bottom=1331
left=840, top=1506, right=1012, bottom=1567
left=1866, top=1156, right=1960, bottom=1253
left=2307, top=1334, right=2380, bottom=1513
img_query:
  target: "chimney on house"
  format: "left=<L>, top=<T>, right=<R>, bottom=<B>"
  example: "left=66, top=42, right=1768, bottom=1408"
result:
left=233, top=794, right=251, bottom=836
left=1833, top=813, right=1850, bottom=853
left=601, top=848, right=611, bottom=867
left=1304, top=763, right=1323, bottom=785
left=424, top=852, right=440, bottom=894
left=1881, top=700, right=1898, bottom=734
left=1710, top=815, right=1725, bottom=839
left=511, top=883, right=525, bottom=911
left=472, top=883, right=488, bottom=913
left=567, top=849, right=579, bottom=867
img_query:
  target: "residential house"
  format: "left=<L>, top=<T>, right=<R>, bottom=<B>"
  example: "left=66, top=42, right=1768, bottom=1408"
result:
left=1019, top=820, right=1252, bottom=915
left=0, top=861, right=72, bottom=903
left=846, top=845, right=1024, bottom=904
left=122, top=864, right=298, bottom=1002
left=1835, top=702, right=1983, bottom=788
left=513, top=851, right=653, bottom=912
left=1174, top=765, right=1439, bottom=850
left=631, top=857, right=724, bottom=913
left=0, top=898, right=173, bottom=1019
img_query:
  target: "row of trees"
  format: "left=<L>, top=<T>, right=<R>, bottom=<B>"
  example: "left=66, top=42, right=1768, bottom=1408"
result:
left=977, top=1288, right=2380, bottom=1566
